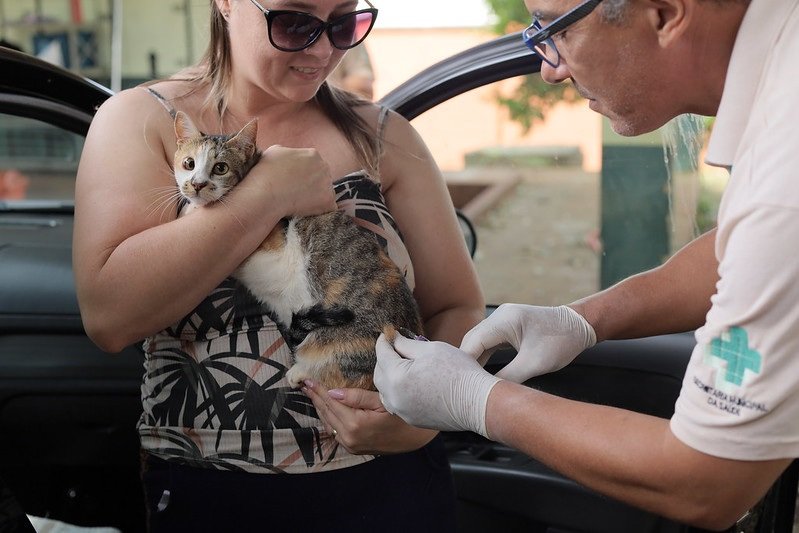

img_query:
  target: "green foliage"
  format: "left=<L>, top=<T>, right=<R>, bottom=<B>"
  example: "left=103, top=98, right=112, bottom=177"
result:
left=499, top=77, right=581, bottom=131
left=484, top=0, right=580, bottom=132
left=484, top=0, right=530, bottom=34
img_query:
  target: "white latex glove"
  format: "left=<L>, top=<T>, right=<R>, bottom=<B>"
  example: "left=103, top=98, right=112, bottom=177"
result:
left=374, top=333, right=502, bottom=438
left=460, top=304, right=596, bottom=383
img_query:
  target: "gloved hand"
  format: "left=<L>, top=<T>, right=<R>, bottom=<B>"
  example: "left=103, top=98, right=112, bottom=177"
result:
left=460, top=304, right=596, bottom=383
left=374, top=334, right=502, bottom=438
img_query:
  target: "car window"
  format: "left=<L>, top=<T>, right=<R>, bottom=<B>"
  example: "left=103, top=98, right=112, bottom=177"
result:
left=0, top=113, right=83, bottom=206
left=411, top=76, right=726, bottom=307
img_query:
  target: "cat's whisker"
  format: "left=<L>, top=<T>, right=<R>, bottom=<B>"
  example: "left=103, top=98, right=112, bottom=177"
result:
left=145, top=186, right=183, bottom=222
left=145, top=199, right=175, bottom=223
left=155, top=163, right=177, bottom=180
left=144, top=186, right=181, bottom=206
left=144, top=193, right=173, bottom=217
left=146, top=185, right=180, bottom=196
left=155, top=197, right=183, bottom=222
left=138, top=159, right=182, bottom=221
left=217, top=196, right=247, bottom=231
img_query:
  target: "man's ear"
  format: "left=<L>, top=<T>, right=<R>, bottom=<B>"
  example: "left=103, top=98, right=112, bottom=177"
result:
left=642, top=0, right=692, bottom=48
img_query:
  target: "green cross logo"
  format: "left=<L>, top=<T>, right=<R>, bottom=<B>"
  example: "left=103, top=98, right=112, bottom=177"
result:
left=707, top=327, right=762, bottom=386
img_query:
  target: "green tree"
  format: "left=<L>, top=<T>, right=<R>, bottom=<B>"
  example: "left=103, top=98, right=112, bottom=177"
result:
left=485, top=0, right=580, bottom=132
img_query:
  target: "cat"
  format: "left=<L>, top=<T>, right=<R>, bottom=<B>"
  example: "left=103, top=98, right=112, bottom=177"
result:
left=172, top=111, right=423, bottom=390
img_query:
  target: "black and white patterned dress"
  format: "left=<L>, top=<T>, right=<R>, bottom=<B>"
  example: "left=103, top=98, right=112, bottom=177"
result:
left=138, top=163, right=414, bottom=474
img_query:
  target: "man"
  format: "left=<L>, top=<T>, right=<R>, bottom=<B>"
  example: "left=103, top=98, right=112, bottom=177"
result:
left=372, top=0, right=799, bottom=529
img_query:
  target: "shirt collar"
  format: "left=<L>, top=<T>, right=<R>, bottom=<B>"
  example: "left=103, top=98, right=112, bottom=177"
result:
left=705, top=1, right=797, bottom=168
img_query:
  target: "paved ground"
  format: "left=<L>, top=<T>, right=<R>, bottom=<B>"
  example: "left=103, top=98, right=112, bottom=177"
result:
left=462, top=166, right=601, bottom=307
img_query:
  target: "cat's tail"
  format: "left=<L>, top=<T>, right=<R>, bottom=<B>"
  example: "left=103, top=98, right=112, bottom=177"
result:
left=287, top=304, right=355, bottom=346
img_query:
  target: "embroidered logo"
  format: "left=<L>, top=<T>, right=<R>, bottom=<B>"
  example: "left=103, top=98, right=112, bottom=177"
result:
left=705, top=327, right=762, bottom=388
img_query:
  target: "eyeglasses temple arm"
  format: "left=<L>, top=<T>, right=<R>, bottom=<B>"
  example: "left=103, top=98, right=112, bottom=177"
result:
left=249, top=0, right=269, bottom=15
left=537, top=0, right=603, bottom=40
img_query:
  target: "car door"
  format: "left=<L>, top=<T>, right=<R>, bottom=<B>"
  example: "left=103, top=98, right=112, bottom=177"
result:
left=0, top=47, right=145, bottom=532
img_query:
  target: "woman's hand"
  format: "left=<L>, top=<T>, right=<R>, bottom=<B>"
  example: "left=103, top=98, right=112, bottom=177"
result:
left=248, top=145, right=338, bottom=218
left=302, top=380, right=437, bottom=455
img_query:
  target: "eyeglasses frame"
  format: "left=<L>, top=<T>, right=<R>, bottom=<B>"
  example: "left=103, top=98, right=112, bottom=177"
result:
left=248, top=0, right=378, bottom=52
left=522, top=0, right=604, bottom=68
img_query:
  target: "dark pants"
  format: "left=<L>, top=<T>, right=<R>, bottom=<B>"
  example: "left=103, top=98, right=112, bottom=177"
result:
left=141, top=437, right=457, bottom=533
left=0, top=475, right=35, bottom=533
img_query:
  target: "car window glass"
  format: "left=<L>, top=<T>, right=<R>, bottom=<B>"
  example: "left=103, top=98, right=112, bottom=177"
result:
left=0, top=114, right=83, bottom=205
left=411, top=76, right=726, bottom=306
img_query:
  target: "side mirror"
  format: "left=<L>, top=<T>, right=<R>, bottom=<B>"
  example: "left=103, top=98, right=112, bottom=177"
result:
left=456, top=209, right=477, bottom=258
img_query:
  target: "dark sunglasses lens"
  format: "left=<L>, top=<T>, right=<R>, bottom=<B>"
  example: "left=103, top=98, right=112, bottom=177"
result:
left=270, top=13, right=324, bottom=50
left=329, top=11, right=375, bottom=49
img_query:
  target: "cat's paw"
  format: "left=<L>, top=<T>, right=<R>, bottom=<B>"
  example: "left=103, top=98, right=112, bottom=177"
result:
left=285, top=365, right=309, bottom=389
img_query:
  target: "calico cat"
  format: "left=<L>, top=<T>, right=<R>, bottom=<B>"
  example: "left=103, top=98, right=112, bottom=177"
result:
left=172, top=111, right=423, bottom=390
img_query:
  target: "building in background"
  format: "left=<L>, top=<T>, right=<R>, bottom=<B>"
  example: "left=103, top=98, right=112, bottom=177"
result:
left=0, top=0, right=600, bottom=174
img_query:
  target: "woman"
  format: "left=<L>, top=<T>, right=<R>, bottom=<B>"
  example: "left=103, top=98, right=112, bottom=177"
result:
left=73, top=0, right=484, bottom=530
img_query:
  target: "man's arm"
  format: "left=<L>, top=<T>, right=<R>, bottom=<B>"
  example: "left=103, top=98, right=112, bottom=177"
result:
left=573, top=229, right=718, bottom=342
left=375, top=334, right=790, bottom=529
left=486, top=380, right=790, bottom=530
left=459, top=230, right=719, bottom=384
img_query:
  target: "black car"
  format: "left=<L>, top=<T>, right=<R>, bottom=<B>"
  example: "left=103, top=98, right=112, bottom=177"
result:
left=1, top=36, right=796, bottom=533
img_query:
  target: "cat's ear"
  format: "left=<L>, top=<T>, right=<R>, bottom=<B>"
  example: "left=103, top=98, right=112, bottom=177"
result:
left=226, top=118, right=258, bottom=155
left=174, top=111, right=201, bottom=145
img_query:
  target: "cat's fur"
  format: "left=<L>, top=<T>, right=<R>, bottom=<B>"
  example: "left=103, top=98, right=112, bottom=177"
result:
left=173, top=111, right=422, bottom=390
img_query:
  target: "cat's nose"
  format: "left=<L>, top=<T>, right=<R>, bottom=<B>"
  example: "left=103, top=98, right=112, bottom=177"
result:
left=191, top=180, right=208, bottom=192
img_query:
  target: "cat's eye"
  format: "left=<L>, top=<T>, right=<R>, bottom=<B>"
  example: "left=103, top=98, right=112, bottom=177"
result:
left=212, top=162, right=229, bottom=175
left=182, top=157, right=195, bottom=171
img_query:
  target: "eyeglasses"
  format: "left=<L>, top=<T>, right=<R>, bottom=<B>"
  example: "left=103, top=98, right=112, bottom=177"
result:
left=249, top=0, right=378, bottom=52
left=522, top=0, right=603, bottom=68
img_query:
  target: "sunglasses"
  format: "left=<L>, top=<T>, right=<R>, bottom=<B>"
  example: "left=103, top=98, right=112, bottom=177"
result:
left=248, top=0, right=378, bottom=52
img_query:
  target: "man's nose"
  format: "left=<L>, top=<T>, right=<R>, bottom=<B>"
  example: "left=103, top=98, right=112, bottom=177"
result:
left=540, top=60, right=571, bottom=85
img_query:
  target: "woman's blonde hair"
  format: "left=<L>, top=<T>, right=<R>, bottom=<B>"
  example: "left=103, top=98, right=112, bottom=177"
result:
left=189, top=1, right=381, bottom=177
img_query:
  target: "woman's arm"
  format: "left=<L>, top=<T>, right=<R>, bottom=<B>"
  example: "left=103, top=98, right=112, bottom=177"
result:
left=379, top=110, right=485, bottom=344
left=73, top=88, right=336, bottom=352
